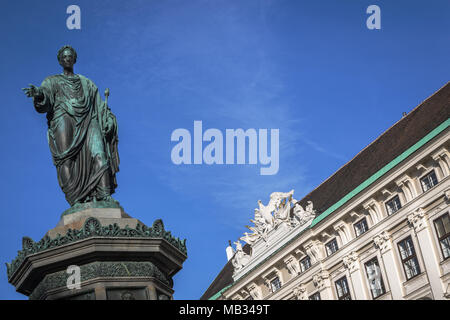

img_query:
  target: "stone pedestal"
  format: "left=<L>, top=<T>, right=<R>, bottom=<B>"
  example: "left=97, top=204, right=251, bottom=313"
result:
left=6, top=206, right=187, bottom=300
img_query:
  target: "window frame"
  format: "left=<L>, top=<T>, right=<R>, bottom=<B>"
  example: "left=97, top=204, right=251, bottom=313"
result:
left=308, top=292, right=321, bottom=300
left=299, top=255, right=312, bottom=273
left=325, top=238, right=339, bottom=256
left=385, top=195, right=402, bottom=216
left=364, top=257, right=386, bottom=299
left=433, top=213, right=450, bottom=261
left=354, top=218, right=369, bottom=237
left=270, top=276, right=282, bottom=293
left=419, top=169, right=438, bottom=193
left=334, top=276, right=351, bottom=300
left=397, top=236, right=421, bottom=281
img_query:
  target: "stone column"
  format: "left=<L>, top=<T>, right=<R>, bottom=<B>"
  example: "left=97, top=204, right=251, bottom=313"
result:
left=343, top=251, right=369, bottom=299
left=408, top=208, right=445, bottom=300
left=373, top=231, right=404, bottom=299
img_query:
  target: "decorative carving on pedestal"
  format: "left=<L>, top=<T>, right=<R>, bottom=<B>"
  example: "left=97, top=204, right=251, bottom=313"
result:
left=343, top=251, right=359, bottom=273
left=6, top=210, right=187, bottom=300
left=408, top=208, right=427, bottom=232
left=312, top=270, right=329, bottom=290
left=6, top=217, right=187, bottom=279
left=293, top=284, right=308, bottom=300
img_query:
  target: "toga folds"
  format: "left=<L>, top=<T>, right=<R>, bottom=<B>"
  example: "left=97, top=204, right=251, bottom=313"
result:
left=33, top=74, right=119, bottom=206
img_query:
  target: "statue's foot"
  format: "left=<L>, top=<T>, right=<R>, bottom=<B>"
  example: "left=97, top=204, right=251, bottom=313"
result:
left=98, top=195, right=118, bottom=204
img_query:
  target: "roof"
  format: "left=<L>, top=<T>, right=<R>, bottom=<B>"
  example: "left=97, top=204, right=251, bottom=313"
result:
left=200, top=82, right=450, bottom=300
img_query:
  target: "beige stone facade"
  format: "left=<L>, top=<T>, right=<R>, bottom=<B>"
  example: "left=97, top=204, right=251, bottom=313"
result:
left=202, top=84, right=450, bottom=301
left=221, top=129, right=450, bottom=301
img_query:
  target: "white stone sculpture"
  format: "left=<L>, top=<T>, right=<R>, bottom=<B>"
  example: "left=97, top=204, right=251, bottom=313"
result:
left=231, top=241, right=251, bottom=273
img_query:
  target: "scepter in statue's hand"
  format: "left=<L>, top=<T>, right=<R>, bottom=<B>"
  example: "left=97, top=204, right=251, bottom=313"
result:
left=22, top=84, right=43, bottom=100
left=104, top=88, right=110, bottom=105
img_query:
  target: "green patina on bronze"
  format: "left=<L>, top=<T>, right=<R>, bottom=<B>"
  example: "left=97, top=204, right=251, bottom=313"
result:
left=60, top=198, right=123, bottom=217
left=29, top=261, right=169, bottom=300
left=6, top=217, right=188, bottom=280
left=22, top=45, right=120, bottom=208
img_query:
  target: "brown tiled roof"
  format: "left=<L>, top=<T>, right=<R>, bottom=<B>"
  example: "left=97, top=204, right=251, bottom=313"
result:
left=200, top=82, right=450, bottom=300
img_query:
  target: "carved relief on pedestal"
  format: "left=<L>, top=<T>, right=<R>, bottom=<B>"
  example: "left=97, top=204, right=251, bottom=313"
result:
left=293, top=284, right=308, bottom=300
left=373, top=231, right=392, bottom=253
left=343, top=251, right=360, bottom=273
left=408, top=208, right=427, bottom=232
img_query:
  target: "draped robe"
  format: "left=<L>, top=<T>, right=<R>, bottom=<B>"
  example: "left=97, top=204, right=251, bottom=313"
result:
left=34, top=74, right=119, bottom=206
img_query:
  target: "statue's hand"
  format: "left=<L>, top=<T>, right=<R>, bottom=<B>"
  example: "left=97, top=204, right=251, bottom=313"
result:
left=22, top=84, right=43, bottom=99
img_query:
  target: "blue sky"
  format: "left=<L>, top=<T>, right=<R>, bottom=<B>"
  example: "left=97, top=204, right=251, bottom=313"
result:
left=0, top=0, right=449, bottom=299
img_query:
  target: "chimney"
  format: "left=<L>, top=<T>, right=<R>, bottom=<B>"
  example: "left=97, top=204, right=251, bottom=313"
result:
left=226, top=240, right=235, bottom=261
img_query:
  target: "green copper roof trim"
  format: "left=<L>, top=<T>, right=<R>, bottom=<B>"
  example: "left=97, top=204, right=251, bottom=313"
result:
left=311, top=117, right=450, bottom=228
left=209, top=284, right=233, bottom=300
left=208, top=117, right=449, bottom=300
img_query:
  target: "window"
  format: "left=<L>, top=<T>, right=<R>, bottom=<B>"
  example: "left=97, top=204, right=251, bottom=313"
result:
left=299, top=256, right=312, bottom=272
left=325, top=238, right=339, bottom=256
left=354, top=218, right=369, bottom=237
left=420, top=170, right=438, bottom=192
left=397, top=236, right=421, bottom=280
left=386, top=195, right=402, bottom=215
left=270, top=277, right=282, bottom=293
left=434, top=213, right=450, bottom=260
left=309, top=292, right=321, bottom=300
left=364, top=258, right=386, bottom=299
left=335, top=277, right=351, bottom=300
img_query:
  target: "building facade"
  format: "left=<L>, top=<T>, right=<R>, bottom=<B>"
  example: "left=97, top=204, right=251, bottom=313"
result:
left=201, top=83, right=450, bottom=300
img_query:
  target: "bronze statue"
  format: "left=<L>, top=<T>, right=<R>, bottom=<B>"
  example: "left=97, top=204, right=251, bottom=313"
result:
left=22, top=45, right=119, bottom=208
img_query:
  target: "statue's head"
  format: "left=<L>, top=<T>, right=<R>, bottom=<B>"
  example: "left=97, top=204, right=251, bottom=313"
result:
left=57, top=45, right=77, bottom=68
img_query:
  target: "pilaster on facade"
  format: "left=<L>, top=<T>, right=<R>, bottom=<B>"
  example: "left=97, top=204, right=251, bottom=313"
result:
left=431, top=147, right=450, bottom=177
left=343, top=251, right=369, bottom=299
left=408, top=208, right=446, bottom=299
left=395, top=174, right=418, bottom=202
left=363, top=198, right=384, bottom=225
